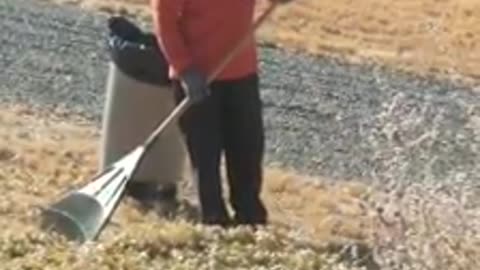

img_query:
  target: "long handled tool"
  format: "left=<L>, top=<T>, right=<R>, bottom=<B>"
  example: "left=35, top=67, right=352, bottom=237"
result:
left=40, top=2, right=279, bottom=244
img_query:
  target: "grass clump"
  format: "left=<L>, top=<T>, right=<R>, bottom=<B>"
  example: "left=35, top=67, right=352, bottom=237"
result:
left=0, top=220, right=359, bottom=270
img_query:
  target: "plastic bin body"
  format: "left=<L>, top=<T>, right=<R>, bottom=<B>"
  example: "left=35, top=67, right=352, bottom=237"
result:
left=99, top=16, right=187, bottom=188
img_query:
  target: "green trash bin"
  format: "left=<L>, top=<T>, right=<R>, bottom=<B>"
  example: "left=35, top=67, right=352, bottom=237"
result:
left=99, top=16, right=187, bottom=191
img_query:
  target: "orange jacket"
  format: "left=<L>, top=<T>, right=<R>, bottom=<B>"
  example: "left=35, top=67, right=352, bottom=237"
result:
left=151, top=0, right=258, bottom=81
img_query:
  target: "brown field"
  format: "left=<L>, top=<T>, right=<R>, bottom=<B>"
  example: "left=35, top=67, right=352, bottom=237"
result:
left=3, top=0, right=480, bottom=268
left=49, top=0, right=480, bottom=83
left=0, top=104, right=382, bottom=268
left=2, top=103, right=479, bottom=269
left=0, top=103, right=373, bottom=242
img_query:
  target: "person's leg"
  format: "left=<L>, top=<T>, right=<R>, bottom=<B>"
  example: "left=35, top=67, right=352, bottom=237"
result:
left=172, top=81, right=231, bottom=226
left=221, top=73, right=268, bottom=225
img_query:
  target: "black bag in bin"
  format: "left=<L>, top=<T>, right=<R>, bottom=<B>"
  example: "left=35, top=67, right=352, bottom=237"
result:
left=106, top=16, right=170, bottom=86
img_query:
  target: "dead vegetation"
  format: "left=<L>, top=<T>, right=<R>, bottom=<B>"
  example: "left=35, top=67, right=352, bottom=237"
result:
left=0, top=104, right=375, bottom=269
left=47, top=0, right=480, bottom=84
left=1, top=98, right=480, bottom=269
left=3, top=0, right=480, bottom=268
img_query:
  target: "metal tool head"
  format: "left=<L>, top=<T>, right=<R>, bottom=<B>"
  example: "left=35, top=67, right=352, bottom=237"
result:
left=40, top=192, right=104, bottom=243
left=40, top=147, right=144, bottom=243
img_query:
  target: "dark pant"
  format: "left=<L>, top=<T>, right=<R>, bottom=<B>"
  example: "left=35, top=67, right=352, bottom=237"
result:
left=172, top=73, right=267, bottom=226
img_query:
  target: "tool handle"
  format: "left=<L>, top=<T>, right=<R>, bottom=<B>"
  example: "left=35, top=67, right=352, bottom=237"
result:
left=143, top=2, right=277, bottom=149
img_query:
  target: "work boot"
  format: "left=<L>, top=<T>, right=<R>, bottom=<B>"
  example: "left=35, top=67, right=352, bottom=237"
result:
left=201, top=214, right=232, bottom=227
left=231, top=198, right=268, bottom=227
left=199, top=205, right=234, bottom=228
left=125, top=182, right=179, bottom=218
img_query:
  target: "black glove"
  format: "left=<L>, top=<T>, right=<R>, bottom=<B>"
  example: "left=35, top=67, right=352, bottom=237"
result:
left=179, top=67, right=210, bottom=104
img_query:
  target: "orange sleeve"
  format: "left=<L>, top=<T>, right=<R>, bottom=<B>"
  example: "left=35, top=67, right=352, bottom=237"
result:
left=151, top=0, right=192, bottom=75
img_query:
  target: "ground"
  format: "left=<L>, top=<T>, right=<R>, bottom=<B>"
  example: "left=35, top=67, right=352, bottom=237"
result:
left=1, top=0, right=479, bottom=269
left=0, top=104, right=372, bottom=243
left=0, top=104, right=378, bottom=269
left=50, top=0, right=480, bottom=84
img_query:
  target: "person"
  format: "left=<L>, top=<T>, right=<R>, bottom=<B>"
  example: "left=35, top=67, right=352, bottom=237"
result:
left=149, top=0, right=291, bottom=227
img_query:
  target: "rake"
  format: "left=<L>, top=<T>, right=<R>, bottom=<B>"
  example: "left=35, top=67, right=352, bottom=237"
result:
left=40, top=2, right=279, bottom=244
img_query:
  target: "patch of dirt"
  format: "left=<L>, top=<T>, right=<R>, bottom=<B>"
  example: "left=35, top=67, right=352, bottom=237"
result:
left=48, top=0, right=480, bottom=83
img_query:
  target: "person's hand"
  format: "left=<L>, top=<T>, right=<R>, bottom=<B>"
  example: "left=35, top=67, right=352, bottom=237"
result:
left=179, top=66, right=210, bottom=104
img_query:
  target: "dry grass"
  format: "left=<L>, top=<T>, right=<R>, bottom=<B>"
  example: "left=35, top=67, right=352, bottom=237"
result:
left=47, top=0, right=480, bottom=83
left=2, top=100, right=480, bottom=269
left=0, top=104, right=373, bottom=243
left=5, top=1, right=480, bottom=267
left=368, top=181, right=480, bottom=270
left=0, top=104, right=377, bottom=269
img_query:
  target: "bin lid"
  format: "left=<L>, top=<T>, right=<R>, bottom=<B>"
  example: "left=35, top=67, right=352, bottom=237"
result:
left=107, top=16, right=170, bottom=86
